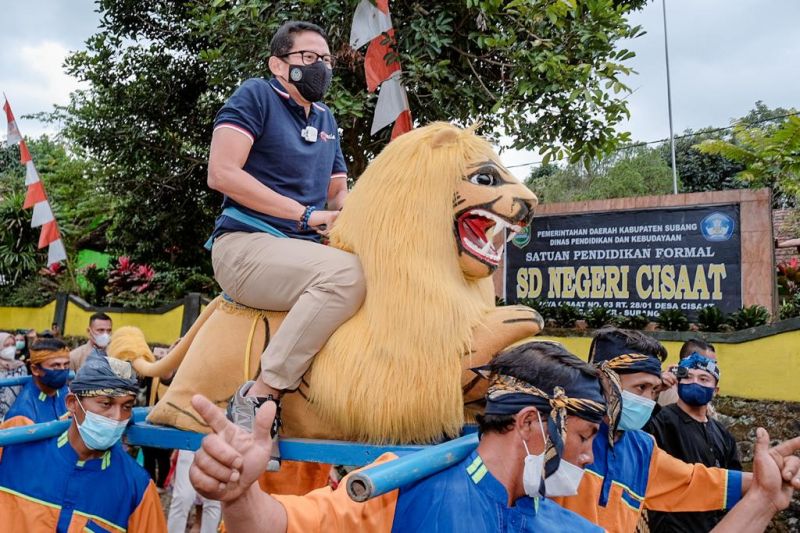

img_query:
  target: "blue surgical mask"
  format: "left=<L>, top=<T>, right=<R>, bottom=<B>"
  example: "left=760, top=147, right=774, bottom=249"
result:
left=15, top=340, right=25, bottom=351
left=39, top=367, right=69, bottom=389
left=76, top=398, right=129, bottom=450
left=678, top=383, right=715, bottom=407
left=619, top=390, right=656, bottom=431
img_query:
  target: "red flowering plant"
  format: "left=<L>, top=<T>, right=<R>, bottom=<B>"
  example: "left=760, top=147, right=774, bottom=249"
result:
left=78, top=263, right=108, bottom=304
left=777, top=257, right=800, bottom=297
left=35, top=262, right=68, bottom=293
left=105, top=256, right=158, bottom=307
left=777, top=257, right=800, bottom=319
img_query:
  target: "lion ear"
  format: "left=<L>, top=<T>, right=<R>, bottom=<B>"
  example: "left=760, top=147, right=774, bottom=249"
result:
left=430, top=127, right=461, bottom=148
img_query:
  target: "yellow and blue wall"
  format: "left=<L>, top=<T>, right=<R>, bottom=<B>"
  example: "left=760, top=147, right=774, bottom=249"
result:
left=2, top=295, right=798, bottom=402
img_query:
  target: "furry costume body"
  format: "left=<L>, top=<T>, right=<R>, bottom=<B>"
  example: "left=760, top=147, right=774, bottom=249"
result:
left=135, top=123, right=542, bottom=444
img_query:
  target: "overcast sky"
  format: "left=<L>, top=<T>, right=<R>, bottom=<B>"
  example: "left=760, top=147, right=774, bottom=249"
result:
left=2, top=1, right=798, bottom=179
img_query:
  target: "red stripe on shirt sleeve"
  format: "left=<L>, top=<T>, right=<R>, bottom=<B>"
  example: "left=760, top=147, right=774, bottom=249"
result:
left=214, top=123, right=255, bottom=144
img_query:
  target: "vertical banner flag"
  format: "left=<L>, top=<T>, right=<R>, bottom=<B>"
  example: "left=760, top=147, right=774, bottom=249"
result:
left=3, top=97, right=67, bottom=266
left=349, top=0, right=412, bottom=139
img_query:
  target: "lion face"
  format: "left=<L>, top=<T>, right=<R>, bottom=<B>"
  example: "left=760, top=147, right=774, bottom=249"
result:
left=454, top=159, right=538, bottom=279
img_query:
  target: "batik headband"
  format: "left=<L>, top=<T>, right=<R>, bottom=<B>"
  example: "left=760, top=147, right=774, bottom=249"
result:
left=70, top=353, right=139, bottom=398
left=29, top=348, right=70, bottom=365
left=482, top=371, right=606, bottom=480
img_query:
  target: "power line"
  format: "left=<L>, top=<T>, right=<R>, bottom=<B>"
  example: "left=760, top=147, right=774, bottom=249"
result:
left=505, top=110, right=799, bottom=170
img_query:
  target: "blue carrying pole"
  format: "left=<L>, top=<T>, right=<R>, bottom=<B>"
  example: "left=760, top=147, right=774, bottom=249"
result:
left=0, top=372, right=75, bottom=388
left=0, top=408, right=450, bottom=470
left=345, top=432, right=479, bottom=502
left=0, top=418, right=71, bottom=446
left=0, top=407, right=479, bottom=493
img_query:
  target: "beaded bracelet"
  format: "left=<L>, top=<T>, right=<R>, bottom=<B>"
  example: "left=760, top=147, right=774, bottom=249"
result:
left=299, top=205, right=317, bottom=231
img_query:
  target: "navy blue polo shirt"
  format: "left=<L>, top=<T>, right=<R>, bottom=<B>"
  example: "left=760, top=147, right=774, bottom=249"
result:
left=211, top=77, right=347, bottom=242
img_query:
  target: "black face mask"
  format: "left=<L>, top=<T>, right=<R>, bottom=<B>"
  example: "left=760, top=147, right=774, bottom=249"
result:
left=287, top=62, right=332, bottom=103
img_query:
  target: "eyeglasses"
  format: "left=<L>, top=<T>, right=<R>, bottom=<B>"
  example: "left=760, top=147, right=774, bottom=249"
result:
left=280, top=50, right=336, bottom=68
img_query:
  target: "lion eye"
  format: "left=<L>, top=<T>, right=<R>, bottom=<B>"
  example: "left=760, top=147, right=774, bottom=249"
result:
left=469, top=173, right=497, bottom=186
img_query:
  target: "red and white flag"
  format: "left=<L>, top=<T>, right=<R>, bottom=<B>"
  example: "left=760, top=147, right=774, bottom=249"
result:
left=349, top=0, right=392, bottom=50
left=371, top=71, right=409, bottom=135
left=3, top=98, right=22, bottom=145
left=350, top=0, right=412, bottom=139
left=3, top=97, right=67, bottom=266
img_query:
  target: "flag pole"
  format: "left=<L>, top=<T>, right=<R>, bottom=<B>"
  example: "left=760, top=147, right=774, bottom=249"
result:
left=662, top=0, right=679, bottom=195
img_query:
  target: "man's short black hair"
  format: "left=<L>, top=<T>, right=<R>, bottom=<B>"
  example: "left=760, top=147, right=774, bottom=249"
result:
left=31, top=338, right=67, bottom=354
left=476, top=342, right=599, bottom=436
left=679, top=338, right=715, bottom=359
left=89, top=312, right=112, bottom=326
left=270, top=20, right=329, bottom=57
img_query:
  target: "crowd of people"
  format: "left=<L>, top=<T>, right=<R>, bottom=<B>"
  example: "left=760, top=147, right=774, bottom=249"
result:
left=0, top=314, right=220, bottom=532
left=189, top=329, right=800, bottom=533
left=0, top=315, right=797, bottom=532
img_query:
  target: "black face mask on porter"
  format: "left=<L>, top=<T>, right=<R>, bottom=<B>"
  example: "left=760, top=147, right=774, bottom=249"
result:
left=287, top=62, right=332, bottom=102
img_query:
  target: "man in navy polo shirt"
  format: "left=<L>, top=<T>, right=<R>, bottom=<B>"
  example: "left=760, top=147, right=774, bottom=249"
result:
left=206, top=21, right=366, bottom=461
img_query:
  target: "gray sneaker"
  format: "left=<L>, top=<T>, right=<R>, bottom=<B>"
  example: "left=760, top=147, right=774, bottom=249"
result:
left=226, top=380, right=282, bottom=471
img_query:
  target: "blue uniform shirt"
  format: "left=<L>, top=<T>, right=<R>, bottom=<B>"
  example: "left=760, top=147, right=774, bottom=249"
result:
left=0, top=430, right=158, bottom=532
left=212, top=77, right=347, bottom=242
left=4, top=379, right=68, bottom=423
left=392, top=450, right=603, bottom=532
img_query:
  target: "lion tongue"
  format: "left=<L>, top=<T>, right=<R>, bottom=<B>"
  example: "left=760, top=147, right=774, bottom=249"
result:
left=464, top=216, right=493, bottom=247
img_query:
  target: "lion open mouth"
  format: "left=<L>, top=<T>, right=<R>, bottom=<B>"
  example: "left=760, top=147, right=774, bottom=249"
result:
left=457, top=209, right=523, bottom=266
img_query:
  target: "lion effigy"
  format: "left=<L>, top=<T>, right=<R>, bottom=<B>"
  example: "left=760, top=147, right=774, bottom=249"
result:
left=130, top=122, right=542, bottom=445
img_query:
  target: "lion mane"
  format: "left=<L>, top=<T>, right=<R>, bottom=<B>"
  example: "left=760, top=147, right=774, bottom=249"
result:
left=308, top=122, right=497, bottom=443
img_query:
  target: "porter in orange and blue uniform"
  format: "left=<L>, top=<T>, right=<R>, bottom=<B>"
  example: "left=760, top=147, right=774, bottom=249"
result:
left=277, top=449, right=603, bottom=532
left=4, top=340, right=69, bottom=423
left=553, top=330, right=743, bottom=533
left=273, top=343, right=608, bottom=532
left=0, top=353, right=166, bottom=532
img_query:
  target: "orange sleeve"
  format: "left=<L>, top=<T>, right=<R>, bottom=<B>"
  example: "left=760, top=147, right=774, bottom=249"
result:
left=0, top=416, right=34, bottom=462
left=127, top=481, right=168, bottom=533
left=275, top=453, right=399, bottom=533
left=644, top=444, right=743, bottom=512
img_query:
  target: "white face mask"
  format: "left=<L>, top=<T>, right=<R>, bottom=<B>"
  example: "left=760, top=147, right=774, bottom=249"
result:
left=93, top=333, right=111, bottom=349
left=0, top=346, right=16, bottom=360
left=521, top=412, right=547, bottom=498
left=544, top=458, right=586, bottom=497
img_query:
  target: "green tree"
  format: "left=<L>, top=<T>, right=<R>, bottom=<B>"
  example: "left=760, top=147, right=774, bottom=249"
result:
left=47, top=0, right=647, bottom=266
left=528, top=146, right=674, bottom=203
left=586, top=147, right=673, bottom=199
left=659, top=128, right=745, bottom=193
left=659, top=103, right=796, bottom=194
left=0, top=136, right=105, bottom=287
left=738, top=100, right=795, bottom=129
left=524, top=162, right=558, bottom=200
left=696, top=116, right=800, bottom=207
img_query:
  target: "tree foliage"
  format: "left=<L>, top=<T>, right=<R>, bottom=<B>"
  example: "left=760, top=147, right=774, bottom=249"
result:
left=696, top=115, right=800, bottom=207
left=0, top=137, right=104, bottom=288
left=659, top=128, right=745, bottom=193
left=46, top=0, right=647, bottom=266
left=661, top=102, right=795, bottom=195
left=527, top=146, right=674, bottom=203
